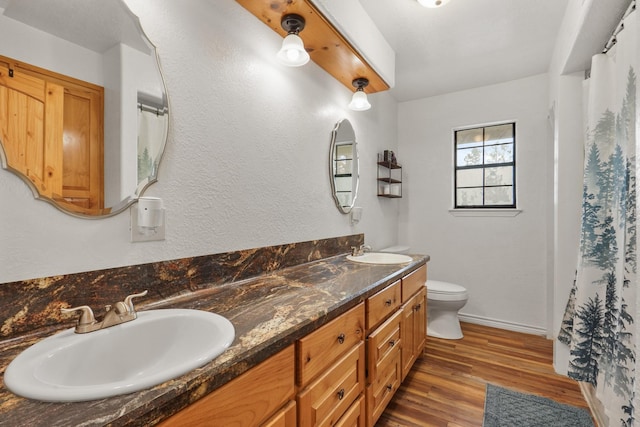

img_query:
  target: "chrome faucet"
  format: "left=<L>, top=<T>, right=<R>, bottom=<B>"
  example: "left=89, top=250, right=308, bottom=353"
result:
left=61, top=290, right=148, bottom=334
left=351, top=244, right=372, bottom=256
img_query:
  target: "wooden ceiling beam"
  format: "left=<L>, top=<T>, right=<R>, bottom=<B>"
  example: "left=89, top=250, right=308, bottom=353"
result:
left=236, top=0, right=390, bottom=94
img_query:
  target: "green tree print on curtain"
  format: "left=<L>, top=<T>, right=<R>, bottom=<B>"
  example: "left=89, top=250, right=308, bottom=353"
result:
left=559, top=63, right=638, bottom=426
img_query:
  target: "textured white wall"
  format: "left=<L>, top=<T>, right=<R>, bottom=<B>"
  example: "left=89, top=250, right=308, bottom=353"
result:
left=397, top=74, right=551, bottom=332
left=0, top=0, right=400, bottom=283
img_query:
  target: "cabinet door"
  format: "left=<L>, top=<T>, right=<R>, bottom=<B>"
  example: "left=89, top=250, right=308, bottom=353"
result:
left=414, top=287, right=427, bottom=356
left=401, top=297, right=417, bottom=380
left=401, top=288, right=427, bottom=381
left=61, top=86, right=103, bottom=210
left=159, top=346, right=295, bottom=427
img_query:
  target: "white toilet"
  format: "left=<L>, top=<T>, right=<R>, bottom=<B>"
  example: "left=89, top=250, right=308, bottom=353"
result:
left=426, top=280, right=468, bottom=339
left=379, top=246, right=469, bottom=339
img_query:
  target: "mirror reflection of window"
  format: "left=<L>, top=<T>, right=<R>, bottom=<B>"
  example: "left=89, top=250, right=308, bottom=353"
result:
left=330, top=119, right=359, bottom=214
left=137, top=102, right=168, bottom=189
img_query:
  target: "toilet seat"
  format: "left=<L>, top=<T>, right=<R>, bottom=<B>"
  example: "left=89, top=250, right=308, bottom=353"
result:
left=427, top=280, right=468, bottom=301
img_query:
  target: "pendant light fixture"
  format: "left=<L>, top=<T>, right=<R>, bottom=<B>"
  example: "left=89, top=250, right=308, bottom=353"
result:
left=276, top=14, right=310, bottom=67
left=417, top=0, right=450, bottom=7
left=348, top=78, right=371, bottom=111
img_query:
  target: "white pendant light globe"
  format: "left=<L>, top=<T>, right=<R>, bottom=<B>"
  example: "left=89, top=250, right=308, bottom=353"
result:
left=349, top=78, right=372, bottom=111
left=349, top=90, right=371, bottom=111
left=417, top=0, right=450, bottom=7
left=277, top=33, right=310, bottom=67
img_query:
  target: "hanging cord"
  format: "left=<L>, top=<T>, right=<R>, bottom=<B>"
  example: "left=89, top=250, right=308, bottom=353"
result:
left=603, top=0, right=636, bottom=53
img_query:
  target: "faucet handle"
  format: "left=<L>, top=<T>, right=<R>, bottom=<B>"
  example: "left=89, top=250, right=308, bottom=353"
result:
left=61, top=305, right=96, bottom=326
left=123, top=290, right=148, bottom=312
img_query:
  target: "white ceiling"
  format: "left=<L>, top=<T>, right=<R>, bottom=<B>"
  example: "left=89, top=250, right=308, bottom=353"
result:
left=1, top=0, right=150, bottom=54
left=359, top=0, right=571, bottom=102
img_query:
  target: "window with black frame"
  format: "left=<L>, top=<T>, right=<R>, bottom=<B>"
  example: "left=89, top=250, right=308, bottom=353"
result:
left=454, top=123, right=516, bottom=208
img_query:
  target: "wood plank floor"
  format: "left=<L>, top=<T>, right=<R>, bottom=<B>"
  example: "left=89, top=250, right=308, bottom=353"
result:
left=376, top=322, right=591, bottom=427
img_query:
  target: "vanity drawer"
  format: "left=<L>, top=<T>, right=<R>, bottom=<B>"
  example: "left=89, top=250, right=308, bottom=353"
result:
left=402, top=265, right=427, bottom=302
left=366, top=280, right=401, bottom=332
left=297, top=303, right=365, bottom=387
left=335, top=395, right=365, bottom=427
left=297, top=342, right=365, bottom=427
left=366, top=347, right=401, bottom=426
left=366, top=309, right=402, bottom=382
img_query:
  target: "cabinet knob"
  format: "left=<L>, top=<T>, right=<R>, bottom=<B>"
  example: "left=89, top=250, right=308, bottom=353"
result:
left=386, top=384, right=393, bottom=392
left=389, top=340, right=396, bottom=347
left=414, top=303, right=422, bottom=311
left=385, top=299, right=392, bottom=306
left=337, top=388, right=345, bottom=400
left=337, top=333, right=346, bottom=344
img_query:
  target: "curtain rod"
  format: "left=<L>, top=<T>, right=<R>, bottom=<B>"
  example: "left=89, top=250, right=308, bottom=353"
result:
left=138, top=102, right=168, bottom=117
left=603, top=0, right=636, bottom=53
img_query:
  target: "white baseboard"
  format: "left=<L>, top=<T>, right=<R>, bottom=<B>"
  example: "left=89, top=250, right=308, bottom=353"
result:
left=579, top=382, right=607, bottom=427
left=458, top=313, right=548, bottom=336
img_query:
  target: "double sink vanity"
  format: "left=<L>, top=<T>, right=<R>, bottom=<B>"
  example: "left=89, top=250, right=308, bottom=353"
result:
left=0, top=236, right=429, bottom=426
left=0, top=0, right=419, bottom=424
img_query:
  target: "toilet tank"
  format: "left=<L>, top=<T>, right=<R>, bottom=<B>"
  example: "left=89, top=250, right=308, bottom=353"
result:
left=379, top=245, right=410, bottom=254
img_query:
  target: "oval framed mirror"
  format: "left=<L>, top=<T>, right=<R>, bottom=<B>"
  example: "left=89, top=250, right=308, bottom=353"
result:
left=0, top=0, right=169, bottom=218
left=329, top=119, right=359, bottom=214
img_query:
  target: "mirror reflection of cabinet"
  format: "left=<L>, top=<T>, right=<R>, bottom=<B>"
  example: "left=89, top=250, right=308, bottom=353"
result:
left=0, top=55, right=104, bottom=212
left=0, top=0, right=168, bottom=218
left=330, top=119, right=359, bottom=214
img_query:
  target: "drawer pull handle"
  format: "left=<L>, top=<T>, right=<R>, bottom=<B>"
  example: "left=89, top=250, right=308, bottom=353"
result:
left=337, top=333, right=346, bottom=344
left=386, top=384, right=393, bottom=392
left=385, top=299, right=392, bottom=306
left=337, top=388, right=345, bottom=400
left=389, top=340, right=396, bottom=347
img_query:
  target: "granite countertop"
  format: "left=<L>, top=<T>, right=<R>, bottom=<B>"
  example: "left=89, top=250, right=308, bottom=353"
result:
left=0, top=253, right=429, bottom=427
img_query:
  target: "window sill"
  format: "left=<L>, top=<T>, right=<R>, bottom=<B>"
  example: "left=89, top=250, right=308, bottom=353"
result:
left=448, top=208, right=522, bottom=217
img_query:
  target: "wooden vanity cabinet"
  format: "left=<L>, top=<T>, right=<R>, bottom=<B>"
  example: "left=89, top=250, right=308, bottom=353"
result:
left=296, top=303, right=366, bottom=427
left=158, top=264, right=427, bottom=427
left=365, top=264, right=428, bottom=425
left=158, top=345, right=296, bottom=427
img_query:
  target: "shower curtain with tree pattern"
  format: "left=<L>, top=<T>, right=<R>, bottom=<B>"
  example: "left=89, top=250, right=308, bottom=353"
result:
left=558, top=7, right=640, bottom=426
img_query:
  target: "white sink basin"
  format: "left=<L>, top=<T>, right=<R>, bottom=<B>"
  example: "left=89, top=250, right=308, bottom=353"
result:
left=346, top=252, right=413, bottom=265
left=4, top=309, right=235, bottom=402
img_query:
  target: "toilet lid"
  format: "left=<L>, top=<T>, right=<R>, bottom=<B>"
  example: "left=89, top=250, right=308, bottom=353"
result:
left=427, top=280, right=467, bottom=295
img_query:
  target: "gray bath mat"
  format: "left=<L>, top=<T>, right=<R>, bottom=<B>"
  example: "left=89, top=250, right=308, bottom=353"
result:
left=483, top=383, right=594, bottom=427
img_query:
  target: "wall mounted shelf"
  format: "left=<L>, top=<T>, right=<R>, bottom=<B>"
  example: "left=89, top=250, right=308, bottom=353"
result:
left=377, top=161, right=402, bottom=198
left=236, top=0, right=390, bottom=94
